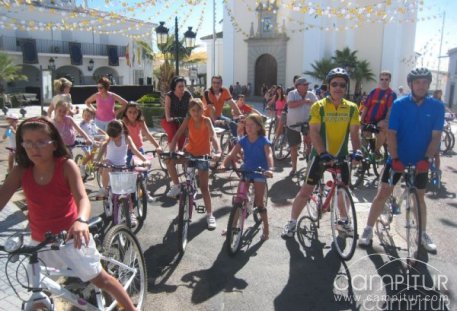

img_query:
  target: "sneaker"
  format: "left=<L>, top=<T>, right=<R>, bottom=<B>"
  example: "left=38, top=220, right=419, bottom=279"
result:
left=167, top=184, right=181, bottom=198
left=358, top=227, right=373, bottom=247
left=337, top=219, right=354, bottom=236
left=96, top=187, right=108, bottom=198
left=147, top=193, right=156, bottom=202
left=421, top=232, right=437, bottom=253
left=281, top=220, right=296, bottom=239
left=207, top=215, right=216, bottom=230
left=129, top=212, right=138, bottom=228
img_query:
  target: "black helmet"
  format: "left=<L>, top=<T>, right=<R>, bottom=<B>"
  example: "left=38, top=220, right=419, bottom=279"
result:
left=407, top=68, right=432, bottom=84
left=326, top=67, right=350, bottom=84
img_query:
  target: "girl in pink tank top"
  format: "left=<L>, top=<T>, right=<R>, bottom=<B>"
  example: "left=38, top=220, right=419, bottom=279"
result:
left=0, top=117, right=139, bottom=310
left=53, top=100, right=92, bottom=148
left=121, top=102, right=162, bottom=165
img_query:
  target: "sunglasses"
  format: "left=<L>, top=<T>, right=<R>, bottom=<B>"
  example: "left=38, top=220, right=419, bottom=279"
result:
left=330, top=82, right=347, bottom=89
left=21, top=140, right=54, bottom=149
left=380, top=78, right=390, bottom=82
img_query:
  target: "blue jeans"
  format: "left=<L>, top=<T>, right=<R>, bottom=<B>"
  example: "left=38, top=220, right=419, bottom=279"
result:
left=218, top=115, right=238, bottom=137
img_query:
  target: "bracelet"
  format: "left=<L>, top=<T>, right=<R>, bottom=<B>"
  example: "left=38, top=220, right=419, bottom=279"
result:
left=75, top=217, right=88, bottom=224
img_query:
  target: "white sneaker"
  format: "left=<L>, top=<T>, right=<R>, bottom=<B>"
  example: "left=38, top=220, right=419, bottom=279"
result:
left=337, top=219, right=354, bottom=237
left=281, top=220, right=296, bottom=239
left=129, top=212, right=138, bottom=228
left=96, top=187, right=108, bottom=198
left=358, top=227, right=373, bottom=247
left=167, top=184, right=181, bottom=198
left=147, top=194, right=156, bottom=202
left=207, top=215, right=216, bottom=230
left=421, top=232, right=437, bottom=253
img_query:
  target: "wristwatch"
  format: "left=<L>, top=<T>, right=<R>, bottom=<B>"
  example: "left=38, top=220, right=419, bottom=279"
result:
left=75, top=217, right=88, bottom=224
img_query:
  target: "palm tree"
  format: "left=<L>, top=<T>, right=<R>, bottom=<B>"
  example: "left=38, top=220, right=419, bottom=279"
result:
left=352, top=60, right=376, bottom=98
left=304, top=58, right=335, bottom=83
left=332, top=47, right=359, bottom=77
left=0, top=52, right=27, bottom=92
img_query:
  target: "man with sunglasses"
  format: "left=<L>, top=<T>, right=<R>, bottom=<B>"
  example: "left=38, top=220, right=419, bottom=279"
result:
left=360, top=71, right=397, bottom=158
left=203, top=75, right=242, bottom=137
left=281, top=68, right=362, bottom=238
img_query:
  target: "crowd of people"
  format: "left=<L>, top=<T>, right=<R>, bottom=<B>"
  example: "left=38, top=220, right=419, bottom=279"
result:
left=0, top=66, right=452, bottom=309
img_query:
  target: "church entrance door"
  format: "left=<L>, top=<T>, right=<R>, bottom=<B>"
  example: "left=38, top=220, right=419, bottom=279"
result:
left=255, top=54, right=277, bottom=96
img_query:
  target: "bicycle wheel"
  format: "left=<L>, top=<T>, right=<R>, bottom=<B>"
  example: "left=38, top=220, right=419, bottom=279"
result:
left=220, top=131, right=231, bottom=156
left=396, top=189, right=422, bottom=268
left=226, top=203, right=244, bottom=256
left=349, top=162, right=365, bottom=189
left=116, top=197, right=132, bottom=229
left=158, top=133, right=169, bottom=170
left=74, top=154, right=88, bottom=182
left=177, top=190, right=190, bottom=253
left=134, top=180, right=147, bottom=227
left=253, top=182, right=268, bottom=225
left=95, top=167, right=103, bottom=188
left=306, top=184, right=322, bottom=223
left=449, top=130, right=456, bottom=150
left=273, top=133, right=290, bottom=160
left=330, top=186, right=357, bottom=261
left=441, top=130, right=452, bottom=153
left=267, top=118, right=275, bottom=141
left=101, top=225, right=147, bottom=310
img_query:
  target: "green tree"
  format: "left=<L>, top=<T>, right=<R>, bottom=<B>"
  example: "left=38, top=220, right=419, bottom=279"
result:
left=352, top=60, right=376, bottom=98
left=332, top=47, right=359, bottom=76
left=0, top=52, right=27, bottom=91
left=304, top=58, right=334, bottom=83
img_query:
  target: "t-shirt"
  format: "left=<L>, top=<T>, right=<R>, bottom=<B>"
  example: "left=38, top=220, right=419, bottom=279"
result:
left=22, top=157, right=78, bottom=242
left=203, top=88, right=232, bottom=118
left=238, top=104, right=253, bottom=114
left=239, top=136, right=271, bottom=179
left=309, top=97, right=360, bottom=157
left=389, top=95, right=444, bottom=165
left=363, top=88, right=397, bottom=124
left=80, top=120, right=100, bottom=138
left=286, top=90, right=318, bottom=130
left=185, top=117, right=211, bottom=156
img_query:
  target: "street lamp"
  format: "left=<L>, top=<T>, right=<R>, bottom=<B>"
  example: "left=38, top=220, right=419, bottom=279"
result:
left=88, top=59, right=95, bottom=71
left=155, top=18, right=197, bottom=76
left=48, top=57, right=56, bottom=71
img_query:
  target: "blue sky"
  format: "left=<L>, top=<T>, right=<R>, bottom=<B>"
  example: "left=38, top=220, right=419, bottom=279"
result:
left=82, top=0, right=455, bottom=71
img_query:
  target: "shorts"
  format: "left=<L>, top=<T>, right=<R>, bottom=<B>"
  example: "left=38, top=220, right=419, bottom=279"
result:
left=286, top=128, right=301, bottom=146
left=380, top=162, right=428, bottom=190
left=187, top=158, right=209, bottom=171
left=304, top=156, right=350, bottom=186
left=32, top=235, right=102, bottom=282
left=242, top=174, right=267, bottom=183
left=94, top=119, right=110, bottom=132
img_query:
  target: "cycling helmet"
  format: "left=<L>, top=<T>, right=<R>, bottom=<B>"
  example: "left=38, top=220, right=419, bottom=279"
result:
left=326, top=67, right=350, bottom=84
left=407, top=68, right=432, bottom=84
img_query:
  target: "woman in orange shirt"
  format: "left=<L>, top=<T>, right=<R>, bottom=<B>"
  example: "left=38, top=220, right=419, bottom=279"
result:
left=169, top=99, right=221, bottom=229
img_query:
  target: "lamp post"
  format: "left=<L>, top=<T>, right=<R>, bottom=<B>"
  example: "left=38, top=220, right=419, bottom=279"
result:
left=155, top=18, right=197, bottom=76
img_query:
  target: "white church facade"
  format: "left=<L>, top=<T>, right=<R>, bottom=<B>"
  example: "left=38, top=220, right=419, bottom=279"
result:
left=209, top=0, right=418, bottom=96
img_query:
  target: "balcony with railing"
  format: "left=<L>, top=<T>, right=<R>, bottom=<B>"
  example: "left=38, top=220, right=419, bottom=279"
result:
left=0, top=36, right=126, bottom=57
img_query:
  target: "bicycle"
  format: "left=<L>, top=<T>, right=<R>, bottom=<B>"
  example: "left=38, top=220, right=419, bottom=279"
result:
left=272, top=121, right=310, bottom=161
left=377, top=165, right=422, bottom=268
left=160, top=152, right=211, bottom=253
left=350, top=123, right=387, bottom=188
left=0, top=218, right=147, bottom=310
left=428, top=157, right=441, bottom=196
left=73, top=136, right=105, bottom=185
left=441, top=115, right=455, bottom=153
left=94, top=162, right=149, bottom=233
left=303, top=158, right=358, bottom=261
left=224, top=168, right=270, bottom=256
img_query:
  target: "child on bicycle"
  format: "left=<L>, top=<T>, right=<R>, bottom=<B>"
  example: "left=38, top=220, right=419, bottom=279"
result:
left=169, top=98, right=222, bottom=229
left=53, top=100, right=92, bottom=150
left=2, top=113, right=19, bottom=176
left=0, top=117, right=139, bottom=311
left=121, top=101, right=162, bottom=165
left=220, top=113, right=274, bottom=240
left=78, top=108, right=108, bottom=176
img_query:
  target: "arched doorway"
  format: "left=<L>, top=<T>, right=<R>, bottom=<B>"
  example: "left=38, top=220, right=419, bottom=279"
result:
left=55, top=66, right=83, bottom=85
left=255, top=54, right=277, bottom=96
left=93, top=67, right=120, bottom=85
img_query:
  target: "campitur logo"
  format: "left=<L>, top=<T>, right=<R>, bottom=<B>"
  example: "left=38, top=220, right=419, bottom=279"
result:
left=332, top=254, right=451, bottom=310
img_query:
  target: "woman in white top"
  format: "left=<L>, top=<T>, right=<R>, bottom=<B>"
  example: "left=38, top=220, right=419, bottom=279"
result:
left=47, top=77, right=79, bottom=117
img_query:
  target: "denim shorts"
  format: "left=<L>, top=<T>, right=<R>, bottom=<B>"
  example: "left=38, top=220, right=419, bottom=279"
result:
left=188, top=159, right=209, bottom=171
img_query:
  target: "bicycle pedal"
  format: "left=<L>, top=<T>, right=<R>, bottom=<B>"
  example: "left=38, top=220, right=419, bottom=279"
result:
left=195, top=205, right=206, bottom=213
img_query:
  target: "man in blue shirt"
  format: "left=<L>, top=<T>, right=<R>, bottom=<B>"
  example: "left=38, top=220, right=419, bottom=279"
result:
left=359, top=68, right=444, bottom=253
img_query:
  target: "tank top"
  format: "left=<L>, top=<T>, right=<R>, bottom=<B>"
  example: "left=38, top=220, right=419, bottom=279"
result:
left=185, top=117, right=210, bottom=156
left=22, top=157, right=78, bottom=242
left=106, top=134, right=128, bottom=166
left=95, top=92, right=116, bottom=122
left=164, top=90, right=192, bottom=119
left=54, top=116, right=76, bottom=146
left=126, top=121, right=143, bottom=149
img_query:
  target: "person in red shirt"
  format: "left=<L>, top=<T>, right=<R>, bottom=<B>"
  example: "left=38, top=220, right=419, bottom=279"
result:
left=0, top=117, right=140, bottom=311
left=232, top=95, right=262, bottom=116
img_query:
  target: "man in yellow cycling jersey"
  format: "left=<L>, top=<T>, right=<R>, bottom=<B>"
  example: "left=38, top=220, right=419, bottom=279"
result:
left=281, top=68, right=362, bottom=238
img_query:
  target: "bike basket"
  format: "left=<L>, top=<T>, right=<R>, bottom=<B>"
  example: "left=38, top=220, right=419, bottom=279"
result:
left=109, top=171, right=138, bottom=194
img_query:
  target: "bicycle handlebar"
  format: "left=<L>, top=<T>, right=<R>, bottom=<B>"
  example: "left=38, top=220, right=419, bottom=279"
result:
left=159, top=152, right=213, bottom=162
left=0, top=231, right=67, bottom=256
left=361, top=123, right=380, bottom=133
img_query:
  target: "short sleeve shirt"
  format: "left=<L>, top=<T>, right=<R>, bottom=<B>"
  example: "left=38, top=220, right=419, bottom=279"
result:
left=309, top=97, right=360, bottom=157
left=286, top=90, right=318, bottom=130
left=239, top=136, right=271, bottom=178
left=203, top=88, right=232, bottom=118
left=389, top=95, right=444, bottom=165
left=238, top=104, right=253, bottom=114
left=363, top=88, right=397, bottom=124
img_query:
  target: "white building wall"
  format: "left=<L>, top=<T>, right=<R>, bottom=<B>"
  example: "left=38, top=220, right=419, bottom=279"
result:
left=445, top=48, right=457, bottom=109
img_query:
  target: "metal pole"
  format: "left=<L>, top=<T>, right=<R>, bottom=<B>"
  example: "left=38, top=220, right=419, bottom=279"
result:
left=212, top=0, right=216, bottom=77
left=175, top=16, right=179, bottom=76
left=436, top=11, right=445, bottom=90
